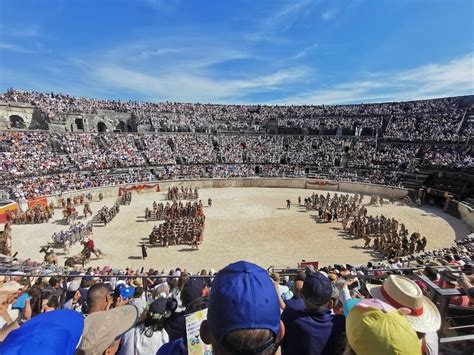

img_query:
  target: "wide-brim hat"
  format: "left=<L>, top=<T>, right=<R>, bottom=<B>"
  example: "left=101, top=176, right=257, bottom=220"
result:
left=366, top=275, right=441, bottom=333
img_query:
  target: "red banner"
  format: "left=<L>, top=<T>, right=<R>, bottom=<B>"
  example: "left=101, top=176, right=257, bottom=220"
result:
left=307, top=180, right=338, bottom=186
left=298, top=261, right=319, bottom=270
left=27, top=196, right=48, bottom=209
left=118, top=183, right=160, bottom=196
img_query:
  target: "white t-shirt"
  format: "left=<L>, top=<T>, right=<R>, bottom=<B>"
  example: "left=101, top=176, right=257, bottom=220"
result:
left=118, top=323, right=169, bottom=355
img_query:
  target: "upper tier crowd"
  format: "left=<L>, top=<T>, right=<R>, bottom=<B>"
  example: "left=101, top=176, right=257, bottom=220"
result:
left=1, top=89, right=472, bottom=141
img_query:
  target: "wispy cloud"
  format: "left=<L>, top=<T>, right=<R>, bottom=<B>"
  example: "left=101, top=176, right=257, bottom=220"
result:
left=321, top=9, right=337, bottom=21
left=291, top=43, right=318, bottom=60
left=0, top=24, right=42, bottom=38
left=275, top=53, right=474, bottom=104
left=0, top=42, right=34, bottom=53
left=93, top=65, right=309, bottom=103
left=246, top=0, right=314, bottom=43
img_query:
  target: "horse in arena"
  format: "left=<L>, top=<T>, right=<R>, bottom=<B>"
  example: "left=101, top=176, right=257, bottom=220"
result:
left=39, top=245, right=58, bottom=265
left=64, top=248, right=91, bottom=268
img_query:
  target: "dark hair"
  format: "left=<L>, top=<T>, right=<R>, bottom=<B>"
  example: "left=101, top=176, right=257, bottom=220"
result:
left=41, top=292, right=59, bottom=310
left=134, top=287, right=144, bottom=298
left=143, top=298, right=177, bottom=336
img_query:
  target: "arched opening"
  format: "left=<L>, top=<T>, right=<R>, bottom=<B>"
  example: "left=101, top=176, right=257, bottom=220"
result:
left=9, top=115, right=26, bottom=129
left=116, top=121, right=126, bottom=132
left=97, top=122, right=107, bottom=133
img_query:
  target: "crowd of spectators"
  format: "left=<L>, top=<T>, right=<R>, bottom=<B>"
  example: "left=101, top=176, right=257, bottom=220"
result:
left=1, top=89, right=472, bottom=200
left=1, top=129, right=472, bottom=199
left=0, top=233, right=471, bottom=354
left=1, top=90, right=471, bottom=141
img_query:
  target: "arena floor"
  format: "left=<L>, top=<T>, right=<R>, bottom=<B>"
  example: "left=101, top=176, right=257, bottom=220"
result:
left=11, top=188, right=470, bottom=272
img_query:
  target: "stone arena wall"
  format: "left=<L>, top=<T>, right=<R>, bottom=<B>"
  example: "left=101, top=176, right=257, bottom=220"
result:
left=50, top=178, right=408, bottom=201
left=458, top=202, right=474, bottom=232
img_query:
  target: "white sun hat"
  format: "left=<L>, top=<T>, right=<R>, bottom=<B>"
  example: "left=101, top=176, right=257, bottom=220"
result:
left=366, top=274, right=441, bottom=333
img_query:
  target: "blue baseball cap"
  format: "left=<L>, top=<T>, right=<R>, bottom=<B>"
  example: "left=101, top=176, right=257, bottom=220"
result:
left=0, top=309, right=84, bottom=355
left=302, top=271, right=333, bottom=305
left=114, top=285, right=135, bottom=299
left=208, top=261, right=280, bottom=347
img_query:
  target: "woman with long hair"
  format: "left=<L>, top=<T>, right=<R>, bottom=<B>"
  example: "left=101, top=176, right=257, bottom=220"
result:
left=118, top=298, right=176, bottom=355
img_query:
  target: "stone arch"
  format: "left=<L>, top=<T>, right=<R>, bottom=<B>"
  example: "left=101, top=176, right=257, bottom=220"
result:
left=9, top=115, right=26, bottom=129
left=116, top=121, right=126, bottom=132
left=97, top=121, right=107, bottom=132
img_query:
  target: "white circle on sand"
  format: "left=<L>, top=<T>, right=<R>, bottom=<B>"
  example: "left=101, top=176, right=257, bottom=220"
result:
left=11, top=188, right=469, bottom=272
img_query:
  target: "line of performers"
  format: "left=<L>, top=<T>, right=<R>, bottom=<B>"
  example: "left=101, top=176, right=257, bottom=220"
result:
left=345, top=214, right=427, bottom=259
left=167, top=185, right=199, bottom=201
left=94, top=203, right=120, bottom=225
left=303, top=192, right=364, bottom=223
left=9, top=205, right=54, bottom=224
left=145, top=200, right=205, bottom=221
left=149, top=201, right=205, bottom=249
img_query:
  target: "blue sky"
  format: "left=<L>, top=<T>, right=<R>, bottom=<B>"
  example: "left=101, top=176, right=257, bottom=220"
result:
left=0, top=0, right=473, bottom=104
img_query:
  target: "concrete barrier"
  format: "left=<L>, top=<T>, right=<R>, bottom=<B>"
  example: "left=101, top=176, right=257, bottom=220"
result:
left=458, top=202, right=474, bottom=232
left=46, top=178, right=408, bottom=202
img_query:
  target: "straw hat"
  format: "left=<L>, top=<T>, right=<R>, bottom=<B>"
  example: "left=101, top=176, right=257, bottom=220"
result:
left=132, top=278, right=143, bottom=287
left=366, top=275, right=441, bottom=333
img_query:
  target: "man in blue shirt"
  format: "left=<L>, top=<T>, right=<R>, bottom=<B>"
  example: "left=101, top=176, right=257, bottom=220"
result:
left=283, top=278, right=305, bottom=311
left=281, top=272, right=346, bottom=355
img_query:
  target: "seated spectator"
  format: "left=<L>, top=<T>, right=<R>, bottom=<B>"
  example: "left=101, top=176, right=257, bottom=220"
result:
left=166, top=278, right=204, bottom=341
left=366, top=275, right=441, bottom=354
left=200, top=260, right=284, bottom=355
left=118, top=298, right=171, bottom=355
left=77, top=305, right=139, bottom=355
left=345, top=298, right=421, bottom=355
left=458, top=274, right=474, bottom=305
left=283, top=276, right=306, bottom=311
left=440, top=271, right=471, bottom=307
left=0, top=309, right=84, bottom=354
left=40, top=292, right=60, bottom=313
left=85, top=283, right=112, bottom=314
left=281, top=271, right=346, bottom=355
left=0, top=281, right=23, bottom=338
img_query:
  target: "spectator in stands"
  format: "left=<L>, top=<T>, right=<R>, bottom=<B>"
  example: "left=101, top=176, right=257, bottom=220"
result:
left=77, top=305, right=138, bottom=355
left=40, top=292, right=60, bottom=313
left=200, top=260, right=284, bottom=355
left=118, top=298, right=171, bottom=355
left=345, top=298, right=421, bottom=355
left=441, top=271, right=471, bottom=307
left=85, top=283, right=112, bottom=314
left=366, top=275, right=441, bottom=355
left=0, top=309, right=84, bottom=354
left=458, top=274, right=474, bottom=305
left=166, top=278, right=205, bottom=341
left=282, top=275, right=306, bottom=311
left=0, top=281, right=23, bottom=332
left=281, top=271, right=346, bottom=355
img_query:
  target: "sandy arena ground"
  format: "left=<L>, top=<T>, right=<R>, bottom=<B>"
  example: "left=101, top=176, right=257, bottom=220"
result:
left=11, top=188, right=470, bottom=272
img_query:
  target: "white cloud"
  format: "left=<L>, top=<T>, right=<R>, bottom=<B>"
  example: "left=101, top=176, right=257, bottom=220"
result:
left=93, top=65, right=309, bottom=103
left=321, top=10, right=337, bottom=21
left=275, top=53, right=474, bottom=104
